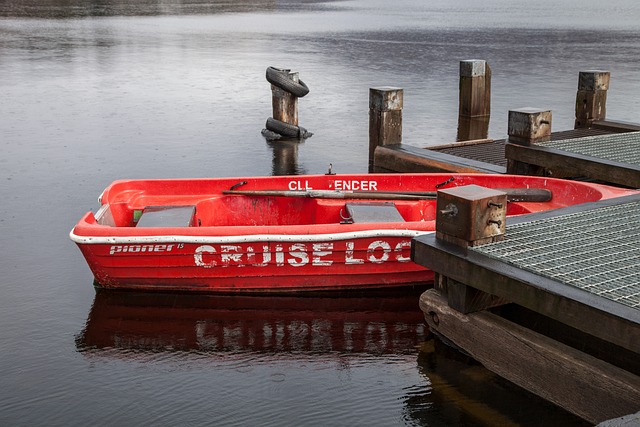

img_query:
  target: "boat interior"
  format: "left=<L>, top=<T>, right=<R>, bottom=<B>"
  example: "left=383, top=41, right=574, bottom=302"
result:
left=96, top=194, right=534, bottom=228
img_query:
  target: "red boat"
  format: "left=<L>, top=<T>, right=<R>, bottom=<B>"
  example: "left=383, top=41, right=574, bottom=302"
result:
left=70, top=173, right=636, bottom=293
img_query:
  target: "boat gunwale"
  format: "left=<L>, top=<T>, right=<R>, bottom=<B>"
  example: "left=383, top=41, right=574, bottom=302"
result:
left=71, top=173, right=640, bottom=245
left=69, top=228, right=431, bottom=245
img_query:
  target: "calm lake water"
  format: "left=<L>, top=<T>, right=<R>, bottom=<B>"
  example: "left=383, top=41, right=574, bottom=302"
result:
left=2, top=0, right=639, bottom=425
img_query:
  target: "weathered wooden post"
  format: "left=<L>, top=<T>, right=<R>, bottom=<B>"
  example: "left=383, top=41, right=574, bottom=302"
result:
left=575, top=70, right=610, bottom=129
left=272, top=71, right=299, bottom=126
left=369, top=87, right=403, bottom=171
left=505, top=108, right=552, bottom=175
left=507, top=108, right=552, bottom=145
left=263, top=67, right=312, bottom=139
left=433, top=184, right=508, bottom=313
left=457, top=59, right=491, bottom=141
left=435, top=184, right=507, bottom=248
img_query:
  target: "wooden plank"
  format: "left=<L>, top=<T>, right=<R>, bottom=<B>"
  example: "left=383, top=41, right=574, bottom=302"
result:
left=592, top=119, right=640, bottom=133
left=505, top=142, right=640, bottom=187
left=373, top=144, right=506, bottom=174
left=411, top=231, right=640, bottom=354
left=419, top=289, right=640, bottom=425
left=420, top=138, right=494, bottom=150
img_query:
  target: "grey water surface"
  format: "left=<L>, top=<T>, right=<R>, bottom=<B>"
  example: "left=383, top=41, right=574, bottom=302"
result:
left=2, top=0, right=639, bottom=425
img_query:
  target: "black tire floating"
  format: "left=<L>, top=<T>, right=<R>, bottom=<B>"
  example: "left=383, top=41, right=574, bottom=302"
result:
left=265, top=67, right=310, bottom=98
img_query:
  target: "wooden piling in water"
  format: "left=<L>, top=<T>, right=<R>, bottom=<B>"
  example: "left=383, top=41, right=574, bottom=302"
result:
left=271, top=71, right=299, bottom=126
left=457, top=59, right=491, bottom=141
left=369, top=87, right=403, bottom=170
left=575, top=70, right=610, bottom=129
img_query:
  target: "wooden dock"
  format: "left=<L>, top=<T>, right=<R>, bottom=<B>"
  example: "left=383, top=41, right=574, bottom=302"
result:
left=412, top=193, right=640, bottom=424
left=369, top=62, right=640, bottom=424
left=506, top=129, right=640, bottom=187
left=370, top=67, right=640, bottom=186
left=374, top=120, right=640, bottom=181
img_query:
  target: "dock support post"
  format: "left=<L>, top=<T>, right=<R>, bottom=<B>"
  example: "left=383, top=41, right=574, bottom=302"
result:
left=505, top=108, right=552, bottom=175
left=271, top=71, right=299, bottom=127
left=369, top=87, right=403, bottom=171
left=435, top=273, right=509, bottom=314
left=263, top=67, right=312, bottom=140
left=457, top=59, right=491, bottom=141
left=575, top=70, right=610, bottom=129
left=431, top=185, right=509, bottom=313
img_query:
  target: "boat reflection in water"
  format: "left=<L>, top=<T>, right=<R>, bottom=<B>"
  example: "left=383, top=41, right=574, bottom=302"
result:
left=76, top=289, right=428, bottom=355
left=75, top=290, right=588, bottom=426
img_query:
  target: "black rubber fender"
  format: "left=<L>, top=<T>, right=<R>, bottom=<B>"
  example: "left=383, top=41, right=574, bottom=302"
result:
left=266, top=67, right=309, bottom=98
left=265, top=118, right=314, bottom=139
left=265, top=117, right=300, bottom=137
left=261, top=128, right=282, bottom=140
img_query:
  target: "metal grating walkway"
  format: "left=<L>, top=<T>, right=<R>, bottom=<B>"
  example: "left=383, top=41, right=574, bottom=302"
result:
left=431, top=128, right=613, bottom=168
left=472, top=201, right=640, bottom=309
left=433, top=140, right=507, bottom=167
left=536, top=131, right=640, bottom=165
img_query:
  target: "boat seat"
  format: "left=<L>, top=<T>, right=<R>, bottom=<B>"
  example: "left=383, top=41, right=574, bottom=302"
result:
left=136, top=206, right=196, bottom=227
left=344, top=202, right=404, bottom=223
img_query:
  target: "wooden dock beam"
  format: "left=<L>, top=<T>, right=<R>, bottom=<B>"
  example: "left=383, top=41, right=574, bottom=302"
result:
left=419, top=289, right=640, bottom=425
left=457, top=59, right=491, bottom=141
left=575, top=70, right=610, bottom=129
left=369, top=87, right=403, bottom=170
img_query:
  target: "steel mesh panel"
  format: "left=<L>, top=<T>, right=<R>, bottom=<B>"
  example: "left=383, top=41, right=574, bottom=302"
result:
left=435, top=141, right=507, bottom=166
left=431, top=129, right=611, bottom=167
left=537, top=131, right=640, bottom=165
left=473, top=201, right=640, bottom=309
